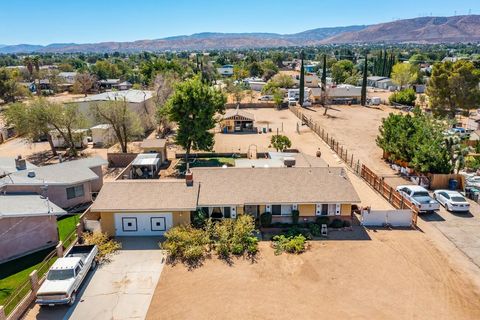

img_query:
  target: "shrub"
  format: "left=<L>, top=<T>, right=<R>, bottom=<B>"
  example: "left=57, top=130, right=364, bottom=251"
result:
left=315, top=216, right=329, bottom=226
left=291, top=210, right=299, bottom=225
left=82, top=232, right=121, bottom=263
left=329, top=218, right=344, bottom=229
left=272, top=234, right=307, bottom=255
left=191, top=209, right=208, bottom=228
left=260, top=212, right=272, bottom=227
left=308, top=223, right=321, bottom=237
left=212, top=215, right=259, bottom=258
left=161, top=225, right=209, bottom=264
left=389, top=88, right=416, bottom=106
left=343, top=220, right=351, bottom=228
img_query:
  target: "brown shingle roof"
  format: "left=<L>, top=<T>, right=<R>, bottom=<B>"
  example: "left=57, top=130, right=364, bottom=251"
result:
left=192, top=167, right=360, bottom=206
left=90, top=180, right=198, bottom=212
left=222, top=108, right=255, bottom=121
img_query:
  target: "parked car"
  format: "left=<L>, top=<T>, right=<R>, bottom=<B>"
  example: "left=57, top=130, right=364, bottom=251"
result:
left=258, top=95, right=273, bottom=101
left=465, top=176, right=480, bottom=189
left=433, top=190, right=470, bottom=212
left=36, top=245, right=98, bottom=306
left=396, top=185, right=440, bottom=213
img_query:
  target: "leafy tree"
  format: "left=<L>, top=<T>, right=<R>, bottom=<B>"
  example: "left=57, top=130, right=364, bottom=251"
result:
left=321, top=54, right=327, bottom=107
left=90, top=99, right=143, bottom=153
left=389, top=88, right=416, bottom=106
left=262, top=74, right=294, bottom=94
left=427, top=60, right=480, bottom=117
left=331, top=59, right=355, bottom=84
left=408, top=53, right=428, bottom=66
left=299, top=51, right=305, bottom=106
left=154, top=73, right=178, bottom=137
left=248, top=61, right=263, bottom=77
left=272, top=88, right=284, bottom=109
left=165, top=77, right=226, bottom=169
left=361, top=55, right=368, bottom=106
left=391, top=63, right=418, bottom=88
left=0, top=68, right=28, bottom=103
left=91, top=60, right=119, bottom=80
left=73, top=72, right=96, bottom=97
left=270, top=134, right=292, bottom=152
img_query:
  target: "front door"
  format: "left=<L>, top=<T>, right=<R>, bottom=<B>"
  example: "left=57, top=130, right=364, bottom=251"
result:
left=122, top=217, right=138, bottom=232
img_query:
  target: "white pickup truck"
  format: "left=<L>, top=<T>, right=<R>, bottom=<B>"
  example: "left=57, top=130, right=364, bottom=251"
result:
left=396, top=185, right=440, bottom=213
left=36, top=244, right=98, bottom=306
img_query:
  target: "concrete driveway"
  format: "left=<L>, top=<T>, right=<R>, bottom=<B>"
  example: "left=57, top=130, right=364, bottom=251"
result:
left=23, top=237, right=165, bottom=320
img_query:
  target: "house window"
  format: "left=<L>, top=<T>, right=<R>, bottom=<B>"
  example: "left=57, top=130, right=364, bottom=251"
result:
left=321, top=204, right=328, bottom=216
left=66, top=185, right=85, bottom=200
left=271, top=205, right=281, bottom=216
left=223, top=207, right=231, bottom=218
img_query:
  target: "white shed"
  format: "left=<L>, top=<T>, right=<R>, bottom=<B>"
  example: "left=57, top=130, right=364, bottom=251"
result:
left=91, top=124, right=115, bottom=147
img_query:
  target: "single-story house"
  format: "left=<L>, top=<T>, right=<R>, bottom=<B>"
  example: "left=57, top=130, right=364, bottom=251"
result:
left=217, top=65, right=234, bottom=77
left=367, top=76, right=397, bottom=90
left=220, top=108, right=256, bottom=133
left=310, top=85, right=362, bottom=105
left=288, top=88, right=311, bottom=102
left=90, top=166, right=360, bottom=236
left=91, top=124, right=116, bottom=147
left=140, top=138, right=167, bottom=163
left=0, top=195, right=66, bottom=263
left=115, top=81, right=133, bottom=91
left=49, top=129, right=89, bottom=149
left=58, top=72, right=77, bottom=84
left=0, top=157, right=107, bottom=209
left=304, top=74, right=320, bottom=88
left=98, top=79, right=121, bottom=90
left=73, top=90, right=155, bottom=130
left=90, top=180, right=198, bottom=236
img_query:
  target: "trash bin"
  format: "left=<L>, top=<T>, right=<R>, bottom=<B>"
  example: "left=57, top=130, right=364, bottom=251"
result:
left=465, top=187, right=472, bottom=199
left=262, top=127, right=267, bottom=133
left=472, top=188, right=480, bottom=202
left=448, top=179, right=458, bottom=190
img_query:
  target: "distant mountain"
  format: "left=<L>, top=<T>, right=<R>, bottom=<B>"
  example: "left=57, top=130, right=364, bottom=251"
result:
left=321, top=15, right=480, bottom=44
left=0, top=15, right=479, bottom=54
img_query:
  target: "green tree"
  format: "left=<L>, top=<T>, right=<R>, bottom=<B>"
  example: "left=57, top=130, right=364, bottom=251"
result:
left=427, top=60, right=480, bottom=117
left=331, top=60, right=355, bottom=84
left=321, top=54, right=327, bottom=107
left=391, top=63, right=418, bottom=88
left=165, top=77, right=226, bottom=170
left=389, top=88, right=416, bottom=106
left=90, top=99, right=143, bottom=153
left=361, top=55, right=368, bottom=106
left=299, top=51, right=305, bottom=106
left=248, top=62, right=263, bottom=77
left=270, top=134, right=292, bottom=152
left=272, top=88, right=284, bottom=109
left=0, top=68, right=28, bottom=103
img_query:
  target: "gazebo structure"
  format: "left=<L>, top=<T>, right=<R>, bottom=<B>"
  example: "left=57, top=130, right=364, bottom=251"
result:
left=220, top=107, right=256, bottom=133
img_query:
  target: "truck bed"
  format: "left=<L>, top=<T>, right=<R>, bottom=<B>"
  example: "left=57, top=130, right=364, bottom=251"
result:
left=65, top=245, right=96, bottom=263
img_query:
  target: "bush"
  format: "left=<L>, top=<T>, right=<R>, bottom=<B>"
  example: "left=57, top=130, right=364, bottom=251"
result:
left=162, top=225, right=209, bottom=264
left=329, top=218, right=344, bottom=229
left=260, top=212, right=272, bottom=227
left=272, top=235, right=307, bottom=255
left=191, top=209, right=208, bottom=228
left=308, top=223, right=321, bottom=237
left=212, top=215, right=258, bottom=258
left=389, top=88, right=416, bottom=106
left=343, top=220, right=351, bottom=228
left=291, top=210, right=299, bottom=225
left=315, top=216, right=329, bottom=226
left=82, top=232, right=121, bottom=263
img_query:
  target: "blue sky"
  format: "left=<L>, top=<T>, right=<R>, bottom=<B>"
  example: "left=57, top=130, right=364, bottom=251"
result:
left=0, top=0, right=478, bottom=45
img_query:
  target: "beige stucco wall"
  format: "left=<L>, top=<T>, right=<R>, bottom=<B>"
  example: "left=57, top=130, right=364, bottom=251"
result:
left=0, top=216, right=58, bottom=263
left=341, top=204, right=352, bottom=216
left=172, top=211, right=191, bottom=226
left=298, top=204, right=315, bottom=216
left=89, top=166, right=104, bottom=193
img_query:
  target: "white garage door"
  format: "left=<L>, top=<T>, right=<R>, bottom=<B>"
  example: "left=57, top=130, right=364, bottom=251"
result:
left=114, top=213, right=173, bottom=236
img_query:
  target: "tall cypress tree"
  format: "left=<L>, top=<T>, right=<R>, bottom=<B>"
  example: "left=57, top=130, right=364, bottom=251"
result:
left=321, top=54, right=327, bottom=106
left=299, top=50, right=305, bottom=107
left=361, top=54, right=368, bottom=106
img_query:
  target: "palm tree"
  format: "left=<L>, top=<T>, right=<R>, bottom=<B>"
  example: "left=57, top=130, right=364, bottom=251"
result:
left=23, top=57, right=34, bottom=81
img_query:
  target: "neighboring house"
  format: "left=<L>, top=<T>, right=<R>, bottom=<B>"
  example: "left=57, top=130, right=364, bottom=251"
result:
left=49, top=129, right=89, bottom=149
left=91, top=180, right=198, bottom=236
left=73, top=90, right=155, bottom=129
left=0, top=195, right=66, bottom=263
left=98, top=79, right=121, bottom=90
left=217, top=65, right=234, bottom=77
left=140, top=138, right=167, bottom=163
left=91, top=124, right=116, bottom=147
left=91, top=166, right=360, bottom=236
left=220, top=107, right=256, bottom=133
left=115, top=81, right=132, bottom=91
left=288, top=88, right=311, bottom=102
left=310, top=85, right=362, bottom=105
left=245, top=79, right=267, bottom=92
left=0, top=157, right=107, bottom=209
left=58, top=72, right=77, bottom=84
left=367, top=76, right=397, bottom=90
left=304, top=74, right=320, bottom=88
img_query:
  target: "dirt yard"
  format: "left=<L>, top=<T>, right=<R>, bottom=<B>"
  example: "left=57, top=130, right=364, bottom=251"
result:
left=147, top=229, right=480, bottom=320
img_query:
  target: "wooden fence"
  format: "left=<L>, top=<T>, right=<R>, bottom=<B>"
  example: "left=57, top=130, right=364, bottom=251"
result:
left=289, top=106, right=418, bottom=226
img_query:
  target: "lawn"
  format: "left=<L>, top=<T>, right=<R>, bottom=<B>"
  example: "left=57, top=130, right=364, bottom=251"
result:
left=176, top=157, right=236, bottom=173
left=0, top=215, right=78, bottom=308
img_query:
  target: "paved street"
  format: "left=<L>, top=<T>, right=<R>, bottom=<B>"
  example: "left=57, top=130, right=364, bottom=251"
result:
left=23, top=237, right=165, bottom=320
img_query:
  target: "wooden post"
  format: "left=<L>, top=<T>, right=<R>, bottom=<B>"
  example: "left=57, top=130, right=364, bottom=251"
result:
left=350, top=154, right=354, bottom=167
left=76, top=222, right=83, bottom=240
left=356, top=159, right=360, bottom=173
left=56, top=241, right=64, bottom=258
left=340, top=146, right=343, bottom=159
left=29, top=270, right=39, bottom=292
left=0, top=306, right=6, bottom=320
